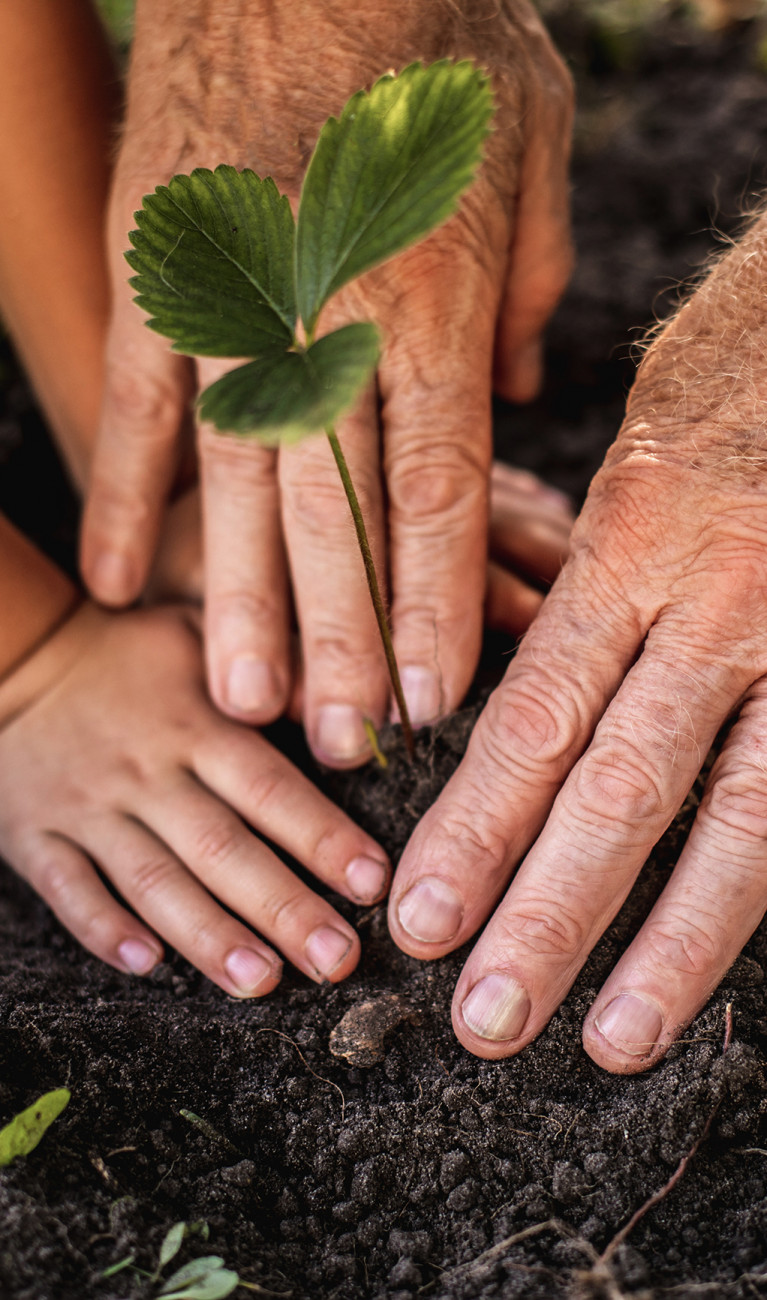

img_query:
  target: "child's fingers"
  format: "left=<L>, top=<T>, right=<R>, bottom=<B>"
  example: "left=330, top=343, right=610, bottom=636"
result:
left=82, top=817, right=284, bottom=998
left=21, top=833, right=163, bottom=976
left=135, top=776, right=363, bottom=983
left=190, top=725, right=390, bottom=903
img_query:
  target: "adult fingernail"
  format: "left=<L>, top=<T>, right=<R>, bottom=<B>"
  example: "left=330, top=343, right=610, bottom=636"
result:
left=305, top=925, right=352, bottom=978
left=118, top=938, right=160, bottom=975
left=461, top=972, right=530, bottom=1041
left=91, top=550, right=132, bottom=602
left=397, top=875, right=463, bottom=944
left=346, top=855, right=389, bottom=903
left=315, top=705, right=369, bottom=762
left=226, top=656, right=282, bottom=715
left=595, top=994, right=663, bottom=1057
left=400, top=666, right=442, bottom=728
left=224, top=947, right=274, bottom=995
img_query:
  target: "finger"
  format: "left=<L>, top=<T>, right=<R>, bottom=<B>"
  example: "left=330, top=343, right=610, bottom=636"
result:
left=489, top=462, right=573, bottom=585
left=21, top=832, right=163, bottom=977
left=380, top=241, right=498, bottom=728
left=87, top=817, right=283, bottom=998
left=493, top=51, right=574, bottom=403
left=584, top=680, right=767, bottom=1073
left=484, top=561, right=543, bottom=636
left=198, top=358, right=291, bottom=725
left=191, top=719, right=390, bottom=904
left=279, top=377, right=389, bottom=766
left=81, top=187, right=192, bottom=606
left=389, top=565, right=643, bottom=959
left=449, top=633, right=747, bottom=1059
left=139, top=774, right=362, bottom=984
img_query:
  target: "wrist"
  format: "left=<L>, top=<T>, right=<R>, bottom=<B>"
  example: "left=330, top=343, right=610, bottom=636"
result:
left=0, top=600, right=106, bottom=731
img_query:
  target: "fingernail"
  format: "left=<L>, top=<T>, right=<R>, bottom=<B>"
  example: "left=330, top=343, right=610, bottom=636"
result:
left=397, top=875, right=463, bottom=944
left=224, top=947, right=274, bottom=995
left=315, top=705, right=369, bottom=762
left=118, top=938, right=160, bottom=976
left=400, top=666, right=442, bottom=728
left=346, top=855, right=389, bottom=903
left=512, top=339, right=544, bottom=396
left=595, top=994, right=663, bottom=1057
left=461, top=972, right=530, bottom=1041
left=91, top=550, right=132, bottom=602
left=305, top=925, right=353, bottom=978
left=226, top=656, right=281, bottom=714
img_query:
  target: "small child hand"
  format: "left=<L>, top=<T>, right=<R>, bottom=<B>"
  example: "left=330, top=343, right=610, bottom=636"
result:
left=0, top=603, right=389, bottom=995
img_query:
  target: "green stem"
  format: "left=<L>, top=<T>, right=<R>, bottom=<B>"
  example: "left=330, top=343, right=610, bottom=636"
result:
left=326, top=426, right=414, bottom=761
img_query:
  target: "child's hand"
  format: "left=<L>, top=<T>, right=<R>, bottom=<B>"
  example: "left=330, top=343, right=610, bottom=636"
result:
left=0, top=603, right=389, bottom=995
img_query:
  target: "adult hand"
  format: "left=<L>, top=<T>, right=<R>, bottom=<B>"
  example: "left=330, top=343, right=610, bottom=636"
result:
left=80, top=0, right=573, bottom=766
left=0, top=603, right=390, bottom=994
left=389, top=210, right=767, bottom=1073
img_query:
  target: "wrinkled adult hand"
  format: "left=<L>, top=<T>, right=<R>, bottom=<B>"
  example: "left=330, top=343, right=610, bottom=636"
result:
left=80, top=0, right=573, bottom=766
left=390, top=210, right=767, bottom=1073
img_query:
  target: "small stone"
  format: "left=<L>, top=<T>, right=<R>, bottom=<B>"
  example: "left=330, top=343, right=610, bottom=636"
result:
left=329, top=994, right=417, bottom=1067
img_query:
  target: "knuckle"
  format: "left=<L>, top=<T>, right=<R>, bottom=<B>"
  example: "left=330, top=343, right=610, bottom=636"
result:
left=440, top=803, right=512, bottom=884
left=569, top=745, right=665, bottom=835
left=480, top=672, right=583, bottom=781
left=387, top=441, right=486, bottom=523
left=105, top=362, right=182, bottom=438
left=199, top=429, right=276, bottom=489
left=129, top=853, right=175, bottom=904
left=211, top=589, right=284, bottom=632
left=263, top=887, right=309, bottom=938
left=190, top=818, right=242, bottom=873
left=641, top=913, right=721, bottom=980
left=284, top=475, right=374, bottom=539
left=702, top=764, right=767, bottom=850
left=496, top=897, right=586, bottom=962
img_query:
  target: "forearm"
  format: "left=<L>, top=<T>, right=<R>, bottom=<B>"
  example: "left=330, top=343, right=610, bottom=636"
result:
left=0, top=0, right=119, bottom=488
left=0, top=515, right=80, bottom=686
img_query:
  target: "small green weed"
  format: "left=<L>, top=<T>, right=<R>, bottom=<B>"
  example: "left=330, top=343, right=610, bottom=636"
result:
left=0, top=1088, right=70, bottom=1167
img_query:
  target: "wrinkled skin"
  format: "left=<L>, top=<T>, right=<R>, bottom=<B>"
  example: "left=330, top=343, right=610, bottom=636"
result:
left=390, top=210, right=767, bottom=1073
left=0, top=603, right=393, bottom=994
left=80, top=0, right=573, bottom=767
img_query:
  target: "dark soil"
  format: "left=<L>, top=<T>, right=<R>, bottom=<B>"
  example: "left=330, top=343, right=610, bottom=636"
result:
left=3, top=11, right=767, bottom=1299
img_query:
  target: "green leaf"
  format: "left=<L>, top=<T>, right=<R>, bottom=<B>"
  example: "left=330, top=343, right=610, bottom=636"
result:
left=159, top=1257, right=239, bottom=1299
left=0, top=1088, right=70, bottom=1166
left=127, top=166, right=296, bottom=357
left=199, top=322, right=380, bottom=444
left=157, top=1222, right=187, bottom=1273
left=296, top=60, right=494, bottom=332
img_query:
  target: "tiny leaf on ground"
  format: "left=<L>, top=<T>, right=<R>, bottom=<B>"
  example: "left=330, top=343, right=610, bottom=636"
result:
left=159, top=1256, right=239, bottom=1299
left=157, top=1221, right=187, bottom=1273
left=0, top=1088, right=70, bottom=1166
left=199, top=322, right=380, bottom=441
left=127, top=166, right=296, bottom=356
left=295, top=60, right=494, bottom=332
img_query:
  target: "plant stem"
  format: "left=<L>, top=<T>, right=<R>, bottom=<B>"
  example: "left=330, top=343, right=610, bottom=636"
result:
left=325, top=426, right=414, bottom=761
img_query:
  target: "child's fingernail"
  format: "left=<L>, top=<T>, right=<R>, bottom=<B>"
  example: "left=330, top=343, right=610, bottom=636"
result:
left=224, top=947, right=274, bottom=995
left=345, top=855, right=389, bottom=902
left=595, top=994, right=663, bottom=1056
left=396, top=876, right=463, bottom=944
left=226, top=656, right=281, bottom=715
left=118, top=938, right=160, bottom=975
left=305, top=926, right=352, bottom=979
left=399, top=666, right=442, bottom=728
left=92, top=550, right=132, bottom=602
left=315, top=705, right=369, bottom=762
left=461, top=972, right=530, bottom=1042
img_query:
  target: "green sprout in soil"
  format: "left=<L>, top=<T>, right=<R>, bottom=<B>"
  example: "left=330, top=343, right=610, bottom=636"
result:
left=102, top=1219, right=280, bottom=1298
left=0, top=1087, right=70, bottom=1167
left=126, top=60, right=494, bottom=762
